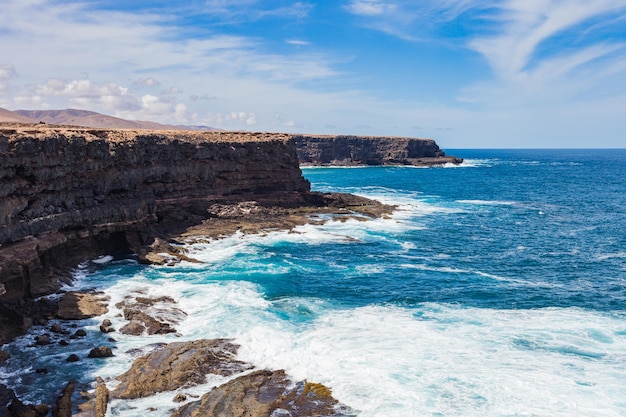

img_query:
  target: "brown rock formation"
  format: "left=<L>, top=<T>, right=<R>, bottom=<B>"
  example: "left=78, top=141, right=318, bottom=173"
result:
left=115, top=294, right=186, bottom=336
left=295, top=134, right=462, bottom=166
left=171, top=369, right=349, bottom=417
left=52, top=380, right=77, bottom=417
left=111, top=339, right=252, bottom=400
left=87, top=346, right=113, bottom=359
left=73, top=377, right=109, bottom=417
left=56, top=292, right=109, bottom=320
left=0, top=124, right=310, bottom=343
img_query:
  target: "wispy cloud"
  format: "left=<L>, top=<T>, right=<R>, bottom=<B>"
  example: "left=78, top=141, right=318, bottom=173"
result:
left=344, top=0, right=478, bottom=40
left=470, top=0, right=626, bottom=79
left=0, top=63, right=17, bottom=91
left=0, top=0, right=338, bottom=125
left=286, top=39, right=311, bottom=46
left=346, top=0, right=626, bottom=102
left=200, top=0, right=313, bottom=22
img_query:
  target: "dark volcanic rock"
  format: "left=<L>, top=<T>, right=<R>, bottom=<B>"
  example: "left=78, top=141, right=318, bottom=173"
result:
left=6, top=398, right=49, bottom=417
left=34, top=335, right=51, bottom=346
left=72, top=329, right=87, bottom=338
left=99, top=319, right=114, bottom=333
left=171, top=369, right=350, bottom=417
left=112, top=339, right=251, bottom=399
left=0, top=125, right=310, bottom=342
left=66, top=354, right=79, bottom=363
left=53, top=379, right=76, bottom=417
left=1, top=384, right=17, bottom=415
left=88, top=346, right=113, bottom=359
left=0, top=349, right=9, bottom=365
left=294, top=134, right=462, bottom=166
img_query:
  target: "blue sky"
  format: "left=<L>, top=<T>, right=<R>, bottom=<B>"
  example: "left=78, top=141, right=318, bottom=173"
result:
left=1, top=0, right=625, bottom=147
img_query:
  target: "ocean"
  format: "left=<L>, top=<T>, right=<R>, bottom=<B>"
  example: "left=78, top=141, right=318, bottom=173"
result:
left=2, top=149, right=626, bottom=416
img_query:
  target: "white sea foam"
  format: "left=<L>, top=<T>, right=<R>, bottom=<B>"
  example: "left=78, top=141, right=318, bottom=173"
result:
left=237, top=304, right=626, bottom=417
left=595, top=252, right=626, bottom=261
left=91, top=255, right=114, bottom=264
left=452, top=158, right=495, bottom=168
left=399, top=262, right=560, bottom=288
left=6, top=261, right=626, bottom=417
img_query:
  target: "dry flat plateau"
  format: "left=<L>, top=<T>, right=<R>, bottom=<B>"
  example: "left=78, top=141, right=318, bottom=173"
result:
left=0, top=121, right=460, bottom=416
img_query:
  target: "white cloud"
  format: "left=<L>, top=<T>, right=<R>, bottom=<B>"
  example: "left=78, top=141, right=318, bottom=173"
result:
left=1, top=0, right=625, bottom=146
left=201, top=0, right=313, bottom=21
left=286, top=39, right=311, bottom=46
left=469, top=0, right=626, bottom=81
left=174, top=103, right=188, bottom=122
left=0, top=63, right=17, bottom=91
left=133, top=77, right=161, bottom=87
left=346, top=0, right=397, bottom=16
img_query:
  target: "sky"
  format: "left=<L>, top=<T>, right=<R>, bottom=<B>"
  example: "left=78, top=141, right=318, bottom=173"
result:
left=1, top=0, right=626, bottom=148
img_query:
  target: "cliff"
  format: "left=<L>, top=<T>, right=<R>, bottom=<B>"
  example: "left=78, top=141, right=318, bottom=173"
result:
left=0, top=125, right=314, bottom=340
left=0, top=124, right=459, bottom=344
left=294, top=134, right=462, bottom=166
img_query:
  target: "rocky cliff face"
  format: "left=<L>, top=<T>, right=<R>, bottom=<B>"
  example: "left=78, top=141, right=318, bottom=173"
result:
left=294, top=134, right=462, bottom=166
left=0, top=125, right=310, bottom=339
left=0, top=127, right=308, bottom=245
left=0, top=124, right=456, bottom=344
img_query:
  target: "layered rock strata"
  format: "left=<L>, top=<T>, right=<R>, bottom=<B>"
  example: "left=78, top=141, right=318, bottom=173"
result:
left=0, top=124, right=311, bottom=342
left=0, top=124, right=396, bottom=345
left=295, top=134, right=463, bottom=166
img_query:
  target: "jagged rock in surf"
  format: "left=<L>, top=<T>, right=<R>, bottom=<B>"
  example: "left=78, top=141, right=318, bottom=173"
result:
left=170, top=369, right=352, bottom=417
left=111, top=339, right=252, bottom=399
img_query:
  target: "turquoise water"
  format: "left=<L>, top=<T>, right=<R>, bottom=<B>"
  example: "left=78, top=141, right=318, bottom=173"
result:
left=2, top=149, right=626, bottom=416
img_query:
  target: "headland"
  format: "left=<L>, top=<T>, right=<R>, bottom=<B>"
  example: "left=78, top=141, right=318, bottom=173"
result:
left=0, top=123, right=460, bottom=415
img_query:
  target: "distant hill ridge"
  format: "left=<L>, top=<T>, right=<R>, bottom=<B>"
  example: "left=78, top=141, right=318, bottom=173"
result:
left=0, top=107, right=218, bottom=131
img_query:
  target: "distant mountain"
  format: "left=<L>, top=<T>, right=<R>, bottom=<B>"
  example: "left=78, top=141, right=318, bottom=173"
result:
left=0, top=107, right=218, bottom=131
left=0, top=107, right=37, bottom=123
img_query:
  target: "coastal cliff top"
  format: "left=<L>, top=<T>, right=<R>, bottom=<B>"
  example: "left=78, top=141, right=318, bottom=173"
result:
left=0, top=122, right=438, bottom=145
left=0, top=123, right=294, bottom=144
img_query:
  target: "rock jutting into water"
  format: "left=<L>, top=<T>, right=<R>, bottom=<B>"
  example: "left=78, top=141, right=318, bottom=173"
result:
left=294, top=134, right=463, bottom=166
left=0, top=123, right=457, bottom=414
left=0, top=124, right=403, bottom=344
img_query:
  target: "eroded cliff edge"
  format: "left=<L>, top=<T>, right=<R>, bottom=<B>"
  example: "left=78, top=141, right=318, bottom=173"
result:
left=0, top=126, right=459, bottom=341
left=0, top=125, right=310, bottom=341
left=0, top=125, right=399, bottom=345
left=295, top=134, right=463, bottom=166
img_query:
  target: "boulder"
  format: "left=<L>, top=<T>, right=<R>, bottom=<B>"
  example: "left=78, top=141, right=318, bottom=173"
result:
left=88, top=346, right=113, bottom=359
left=112, top=339, right=251, bottom=399
left=173, top=393, right=187, bottom=403
left=170, top=369, right=349, bottom=417
left=57, top=292, right=108, bottom=320
left=116, top=295, right=186, bottom=336
left=99, top=319, right=114, bottom=333
left=71, top=329, right=87, bottom=338
left=66, top=354, right=80, bottom=363
left=119, top=311, right=175, bottom=336
left=34, top=335, right=51, bottom=346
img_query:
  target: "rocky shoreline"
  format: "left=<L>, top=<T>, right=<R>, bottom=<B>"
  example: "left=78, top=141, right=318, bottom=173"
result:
left=0, top=123, right=457, bottom=415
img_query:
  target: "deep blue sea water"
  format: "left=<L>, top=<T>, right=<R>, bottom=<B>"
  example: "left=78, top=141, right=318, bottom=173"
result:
left=2, top=149, right=626, bottom=416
